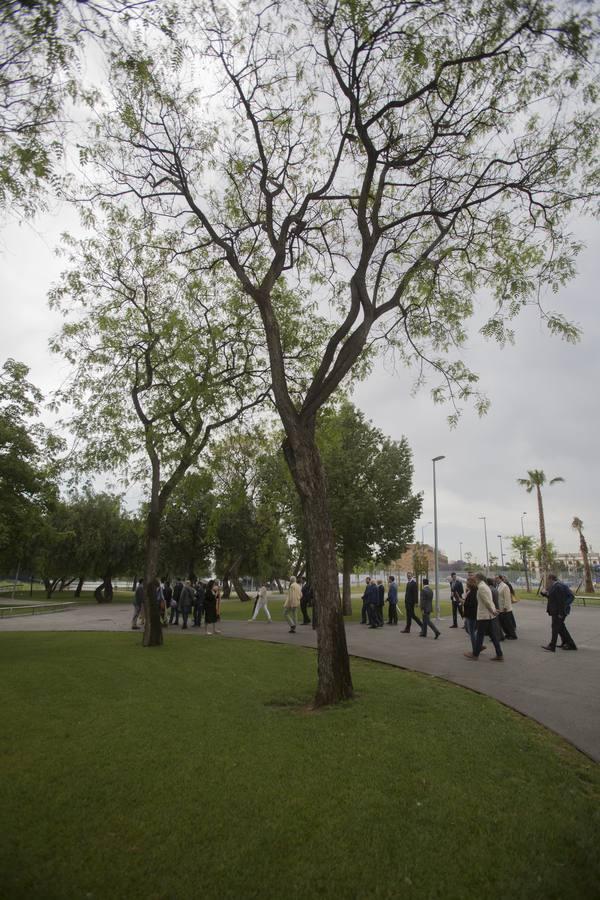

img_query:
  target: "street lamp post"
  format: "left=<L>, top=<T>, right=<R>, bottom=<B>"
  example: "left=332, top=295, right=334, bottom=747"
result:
left=432, top=456, right=445, bottom=618
left=497, top=534, right=505, bottom=568
left=421, top=521, right=432, bottom=545
left=521, top=511, right=530, bottom=591
left=459, top=541, right=463, bottom=563
left=479, top=516, right=490, bottom=573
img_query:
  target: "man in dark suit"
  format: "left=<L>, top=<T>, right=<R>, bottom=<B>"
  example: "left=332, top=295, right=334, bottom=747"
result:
left=541, top=574, right=577, bottom=652
left=401, top=572, right=423, bottom=633
left=449, top=572, right=464, bottom=628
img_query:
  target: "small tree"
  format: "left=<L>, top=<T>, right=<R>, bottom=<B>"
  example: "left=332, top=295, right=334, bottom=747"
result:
left=510, top=534, right=535, bottom=591
left=572, top=517, right=595, bottom=594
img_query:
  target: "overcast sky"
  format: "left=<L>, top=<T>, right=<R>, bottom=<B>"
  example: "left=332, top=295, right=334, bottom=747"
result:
left=1, top=204, right=597, bottom=566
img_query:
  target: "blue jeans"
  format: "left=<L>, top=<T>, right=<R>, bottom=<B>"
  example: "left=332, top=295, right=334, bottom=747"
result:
left=464, top=618, right=478, bottom=653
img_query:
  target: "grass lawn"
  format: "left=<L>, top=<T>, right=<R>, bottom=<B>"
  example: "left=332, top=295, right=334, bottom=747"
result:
left=1, top=634, right=598, bottom=900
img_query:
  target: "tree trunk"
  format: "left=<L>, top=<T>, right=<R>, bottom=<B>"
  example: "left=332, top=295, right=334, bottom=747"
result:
left=74, top=576, right=85, bottom=598
left=342, top=551, right=352, bottom=616
left=579, top=529, right=595, bottom=593
left=232, top=573, right=252, bottom=603
left=292, top=555, right=305, bottom=579
left=44, top=578, right=53, bottom=599
left=143, top=496, right=164, bottom=647
left=275, top=577, right=284, bottom=594
left=283, top=431, right=353, bottom=707
left=94, top=575, right=113, bottom=603
left=536, top=485, right=548, bottom=590
left=222, top=575, right=232, bottom=599
left=522, top=554, right=531, bottom=592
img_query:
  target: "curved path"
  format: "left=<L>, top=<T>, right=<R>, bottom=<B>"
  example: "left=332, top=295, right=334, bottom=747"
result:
left=1, top=600, right=599, bottom=762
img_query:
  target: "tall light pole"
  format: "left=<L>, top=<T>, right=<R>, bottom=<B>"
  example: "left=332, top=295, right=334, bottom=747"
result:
left=459, top=541, right=463, bottom=563
left=421, top=521, right=432, bottom=545
left=479, top=516, right=490, bottom=572
left=521, top=511, right=530, bottom=591
left=497, top=534, right=505, bottom=568
left=432, top=456, right=445, bottom=618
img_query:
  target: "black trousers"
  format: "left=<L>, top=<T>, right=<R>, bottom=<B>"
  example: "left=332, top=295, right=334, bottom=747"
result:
left=169, top=605, right=179, bottom=625
left=193, top=603, right=204, bottom=626
left=550, top=614, right=576, bottom=649
left=474, top=618, right=503, bottom=657
left=367, top=602, right=379, bottom=627
left=388, top=603, right=398, bottom=625
left=451, top=599, right=463, bottom=626
left=404, top=601, right=423, bottom=631
left=499, top=610, right=517, bottom=639
left=300, top=596, right=311, bottom=624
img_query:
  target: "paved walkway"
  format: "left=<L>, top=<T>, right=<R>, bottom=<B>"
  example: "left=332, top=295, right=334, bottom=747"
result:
left=1, top=601, right=599, bottom=762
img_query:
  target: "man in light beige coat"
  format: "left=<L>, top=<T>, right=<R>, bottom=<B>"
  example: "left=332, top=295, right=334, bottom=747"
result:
left=496, top=575, right=517, bottom=640
left=284, top=576, right=302, bottom=633
left=464, top=573, right=504, bottom=661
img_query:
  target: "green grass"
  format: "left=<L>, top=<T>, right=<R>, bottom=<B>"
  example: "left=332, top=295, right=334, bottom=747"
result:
left=1, top=634, right=598, bottom=900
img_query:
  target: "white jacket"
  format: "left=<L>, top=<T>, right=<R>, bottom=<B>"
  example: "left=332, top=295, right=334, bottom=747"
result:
left=497, top=581, right=512, bottom=612
left=476, top=581, right=497, bottom=620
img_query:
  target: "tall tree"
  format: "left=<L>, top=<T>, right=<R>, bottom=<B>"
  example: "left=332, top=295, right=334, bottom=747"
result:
left=517, top=470, right=564, bottom=588
left=572, top=516, right=595, bottom=594
left=50, top=208, right=270, bottom=644
left=159, top=472, right=214, bottom=580
left=317, top=402, right=421, bottom=613
left=84, top=0, right=598, bottom=704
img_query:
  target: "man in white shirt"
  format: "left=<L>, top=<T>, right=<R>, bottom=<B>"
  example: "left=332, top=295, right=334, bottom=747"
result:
left=464, top=574, right=504, bottom=661
left=248, top=583, right=272, bottom=622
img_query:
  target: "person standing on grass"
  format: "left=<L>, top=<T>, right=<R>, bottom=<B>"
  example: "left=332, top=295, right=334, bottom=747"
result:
left=496, top=575, right=517, bottom=640
left=131, top=578, right=144, bottom=630
left=284, top=576, right=302, bottom=633
left=540, top=574, right=577, bottom=652
left=462, top=574, right=479, bottom=654
left=249, top=583, right=272, bottom=622
left=387, top=575, right=398, bottom=625
left=179, top=580, right=194, bottom=630
left=419, top=578, right=440, bottom=639
left=401, top=572, right=423, bottom=634
left=464, top=573, right=503, bottom=661
left=300, top=577, right=313, bottom=625
left=449, top=572, right=464, bottom=628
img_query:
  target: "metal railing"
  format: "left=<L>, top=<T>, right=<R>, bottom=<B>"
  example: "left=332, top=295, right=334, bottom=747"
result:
left=0, top=602, right=76, bottom=619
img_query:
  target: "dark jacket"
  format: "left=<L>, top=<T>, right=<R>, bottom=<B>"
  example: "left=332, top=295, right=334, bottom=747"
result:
left=405, top=579, right=418, bottom=605
left=179, top=585, right=194, bottom=611
left=450, top=578, right=464, bottom=600
left=365, top=583, right=379, bottom=606
left=463, top=587, right=478, bottom=620
left=420, top=586, right=433, bottom=614
left=388, top=582, right=398, bottom=605
left=545, top=581, right=568, bottom=617
left=377, top=583, right=385, bottom=605
left=173, top=580, right=183, bottom=604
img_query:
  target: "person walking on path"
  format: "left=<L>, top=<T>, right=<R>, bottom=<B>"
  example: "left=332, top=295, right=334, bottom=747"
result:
left=249, top=583, right=272, bottom=622
left=170, top=577, right=183, bottom=626
left=401, top=572, right=423, bottom=634
left=449, top=572, right=464, bottom=628
left=496, top=575, right=517, bottom=640
left=376, top=579, right=385, bottom=627
left=360, top=577, right=371, bottom=625
left=462, top=574, right=479, bottom=654
left=387, top=576, right=398, bottom=625
left=284, top=576, right=302, bottom=633
left=203, top=579, right=221, bottom=635
left=541, top=574, right=577, bottom=652
left=464, top=574, right=503, bottom=661
left=179, top=580, right=194, bottom=630
left=419, top=578, right=440, bottom=639
left=364, top=577, right=380, bottom=628
left=132, top=579, right=144, bottom=630
left=300, top=578, right=313, bottom=625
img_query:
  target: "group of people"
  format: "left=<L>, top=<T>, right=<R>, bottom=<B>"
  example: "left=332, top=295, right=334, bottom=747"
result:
left=132, top=577, right=222, bottom=635
left=132, top=568, right=578, bottom=656
left=361, top=569, right=577, bottom=660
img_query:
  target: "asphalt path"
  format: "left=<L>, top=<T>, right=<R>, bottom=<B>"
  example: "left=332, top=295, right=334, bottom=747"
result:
left=1, top=600, right=598, bottom=762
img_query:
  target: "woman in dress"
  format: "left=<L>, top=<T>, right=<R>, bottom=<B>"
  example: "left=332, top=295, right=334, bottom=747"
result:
left=203, top=579, right=220, bottom=635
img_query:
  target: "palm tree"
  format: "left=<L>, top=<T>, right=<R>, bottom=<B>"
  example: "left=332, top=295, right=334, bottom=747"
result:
left=517, top=470, right=564, bottom=589
left=572, top=517, right=595, bottom=594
